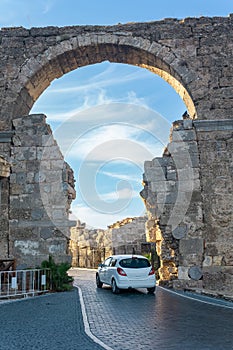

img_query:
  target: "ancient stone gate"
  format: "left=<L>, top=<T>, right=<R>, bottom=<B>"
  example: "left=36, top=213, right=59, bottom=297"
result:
left=0, top=16, right=232, bottom=296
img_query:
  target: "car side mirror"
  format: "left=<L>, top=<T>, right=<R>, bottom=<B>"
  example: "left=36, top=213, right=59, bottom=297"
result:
left=98, top=263, right=104, bottom=267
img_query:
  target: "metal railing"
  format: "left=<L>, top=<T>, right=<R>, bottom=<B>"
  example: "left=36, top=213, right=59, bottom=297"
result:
left=0, top=268, right=51, bottom=299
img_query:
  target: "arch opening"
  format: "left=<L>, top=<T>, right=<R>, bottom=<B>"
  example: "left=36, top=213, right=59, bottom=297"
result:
left=30, top=59, right=187, bottom=230
left=9, top=39, right=198, bottom=278
left=13, top=42, right=197, bottom=120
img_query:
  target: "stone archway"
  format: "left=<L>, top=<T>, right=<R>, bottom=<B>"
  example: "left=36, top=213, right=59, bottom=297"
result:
left=1, top=17, right=233, bottom=125
left=0, top=17, right=232, bottom=296
left=12, top=39, right=197, bottom=122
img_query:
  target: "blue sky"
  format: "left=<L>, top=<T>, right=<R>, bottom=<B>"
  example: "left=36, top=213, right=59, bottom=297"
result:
left=1, top=1, right=232, bottom=228
left=0, top=1, right=232, bottom=28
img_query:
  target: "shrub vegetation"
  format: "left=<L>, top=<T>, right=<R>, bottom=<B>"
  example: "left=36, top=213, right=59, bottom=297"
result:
left=41, top=256, right=73, bottom=292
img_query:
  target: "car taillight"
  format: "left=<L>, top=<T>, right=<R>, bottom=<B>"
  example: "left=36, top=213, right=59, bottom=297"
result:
left=148, top=268, right=155, bottom=276
left=117, top=267, right=127, bottom=276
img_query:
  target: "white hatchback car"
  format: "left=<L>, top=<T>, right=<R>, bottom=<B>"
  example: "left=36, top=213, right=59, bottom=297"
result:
left=96, top=254, right=156, bottom=294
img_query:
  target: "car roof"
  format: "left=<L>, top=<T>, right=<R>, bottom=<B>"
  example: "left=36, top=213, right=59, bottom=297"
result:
left=110, top=254, right=148, bottom=260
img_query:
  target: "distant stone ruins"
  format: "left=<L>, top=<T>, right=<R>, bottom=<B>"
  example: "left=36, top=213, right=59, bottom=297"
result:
left=69, top=217, right=148, bottom=268
left=0, top=16, right=233, bottom=297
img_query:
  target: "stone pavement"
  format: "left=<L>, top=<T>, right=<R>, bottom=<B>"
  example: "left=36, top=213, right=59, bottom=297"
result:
left=0, top=289, right=104, bottom=350
left=71, top=268, right=233, bottom=350
left=1, top=268, right=233, bottom=350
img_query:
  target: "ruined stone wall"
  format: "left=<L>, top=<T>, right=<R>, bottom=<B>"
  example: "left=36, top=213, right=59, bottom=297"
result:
left=0, top=17, right=233, bottom=127
left=0, top=18, right=233, bottom=294
left=8, top=114, right=76, bottom=268
left=196, top=120, right=233, bottom=296
left=69, top=216, right=148, bottom=268
left=108, top=216, right=147, bottom=255
left=142, top=118, right=233, bottom=297
left=69, top=221, right=112, bottom=268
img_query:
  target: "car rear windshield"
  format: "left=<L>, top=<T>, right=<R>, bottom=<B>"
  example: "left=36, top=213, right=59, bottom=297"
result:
left=119, top=257, right=150, bottom=269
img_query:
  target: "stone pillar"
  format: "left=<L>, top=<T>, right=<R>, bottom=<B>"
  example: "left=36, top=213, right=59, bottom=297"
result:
left=194, top=119, right=233, bottom=297
left=141, top=118, right=204, bottom=288
left=142, top=118, right=233, bottom=297
left=9, top=114, right=76, bottom=268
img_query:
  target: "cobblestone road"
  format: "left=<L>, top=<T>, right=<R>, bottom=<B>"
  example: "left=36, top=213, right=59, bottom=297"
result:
left=71, top=268, right=233, bottom=350
left=0, top=288, right=104, bottom=350
left=1, top=268, right=233, bottom=350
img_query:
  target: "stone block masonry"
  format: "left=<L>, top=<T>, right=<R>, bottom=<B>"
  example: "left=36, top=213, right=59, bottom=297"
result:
left=1, top=16, right=233, bottom=127
left=69, top=217, right=148, bottom=268
left=0, top=17, right=233, bottom=296
left=141, top=118, right=233, bottom=298
left=8, top=114, right=76, bottom=268
left=108, top=216, right=148, bottom=255
left=69, top=220, right=112, bottom=268
left=0, top=136, right=13, bottom=259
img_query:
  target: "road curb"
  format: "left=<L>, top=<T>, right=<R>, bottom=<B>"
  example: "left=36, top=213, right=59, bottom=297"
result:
left=73, top=282, right=114, bottom=350
left=159, top=286, right=233, bottom=309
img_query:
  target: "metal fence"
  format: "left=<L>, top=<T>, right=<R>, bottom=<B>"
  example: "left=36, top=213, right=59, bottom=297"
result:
left=0, top=268, right=51, bottom=299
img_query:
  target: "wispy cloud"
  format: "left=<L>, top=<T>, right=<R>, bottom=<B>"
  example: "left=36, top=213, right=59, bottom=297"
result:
left=0, top=1, right=55, bottom=27
left=48, top=66, right=151, bottom=95
left=67, top=123, right=141, bottom=154
left=63, top=123, right=162, bottom=164
left=99, top=187, right=138, bottom=201
left=45, top=94, right=148, bottom=122
left=69, top=200, right=145, bottom=229
left=42, top=0, right=55, bottom=14
left=48, top=101, right=169, bottom=160
left=41, top=90, right=113, bottom=122
left=69, top=204, right=121, bottom=229
left=32, top=62, right=153, bottom=122
left=99, top=170, right=140, bottom=183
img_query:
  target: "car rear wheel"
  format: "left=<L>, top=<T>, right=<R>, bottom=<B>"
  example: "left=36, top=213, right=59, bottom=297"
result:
left=111, top=278, right=120, bottom=294
left=96, top=274, right=103, bottom=288
left=147, top=286, right=156, bottom=294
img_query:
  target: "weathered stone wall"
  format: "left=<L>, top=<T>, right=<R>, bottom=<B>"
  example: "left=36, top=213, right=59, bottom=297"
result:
left=0, top=155, right=11, bottom=257
left=69, top=216, right=148, bottom=268
left=141, top=118, right=233, bottom=297
left=108, top=216, right=148, bottom=255
left=69, top=220, right=112, bottom=268
left=8, top=114, right=76, bottom=268
left=0, top=18, right=232, bottom=295
left=0, top=16, right=233, bottom=128
left=196, top=120, right=233, bottom=296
